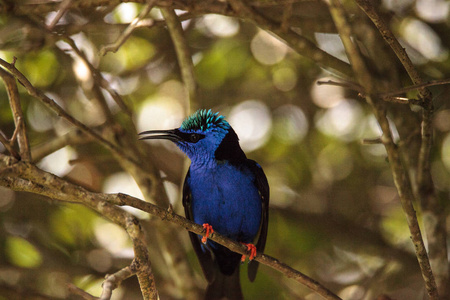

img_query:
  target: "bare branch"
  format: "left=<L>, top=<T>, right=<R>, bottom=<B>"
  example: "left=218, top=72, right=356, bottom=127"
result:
left=0, top=67, right=31, bottom=161
left=0, top=57, right=139, bottom=166
left=0, top=155, right=158, bottom=300
left=326, top=1, right=438, bottom=298
left=100, top=265, right=137, bottom=300
left=316, top=79, right=364, bottom=93
left=0, top=130, right=19, bottom=159
left=355, top=0, right=448, bottom=296
left=67, top=283, right=99, bottom=300
left=100, top=0, right=157, bottom=56
left=378, top=78, right=450, bottom=98
left=160, top=7, right=196, bottom=113
left=361, top=137, right=382, bottom=145
left=46, top=0, right=72, bottom=30
left=31, top=129, right=91, bottom=162
left=227, top=0, right=353, bottom=77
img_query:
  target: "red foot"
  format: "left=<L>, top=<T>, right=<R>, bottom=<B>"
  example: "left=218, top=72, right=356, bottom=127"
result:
left=241, top=243, right=257, bottom=262
left=202, top=223, right=214, bottom=244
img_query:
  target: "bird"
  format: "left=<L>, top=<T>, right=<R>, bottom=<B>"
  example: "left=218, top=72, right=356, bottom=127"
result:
left=139, top=109, right=269, bottom=300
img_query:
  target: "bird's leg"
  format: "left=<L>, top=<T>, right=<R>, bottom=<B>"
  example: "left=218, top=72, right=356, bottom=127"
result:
left=202, top=223, right=214, bottom=244
left=241, top=243, right=257, bottom=262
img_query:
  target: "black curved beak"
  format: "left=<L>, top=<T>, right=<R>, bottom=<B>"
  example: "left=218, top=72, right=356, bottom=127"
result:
left=138, top=129, right=182, bottom=142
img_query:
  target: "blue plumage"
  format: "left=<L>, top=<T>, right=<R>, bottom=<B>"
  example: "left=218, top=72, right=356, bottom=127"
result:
left=139, top=109, right=269, bottom=300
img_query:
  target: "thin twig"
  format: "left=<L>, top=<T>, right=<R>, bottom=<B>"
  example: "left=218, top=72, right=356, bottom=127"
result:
left=46, top=0, right=72, bottom=30
left=67, top=283, right=99, bottom=300
left=0, top=130, right=20, bottom=159
left=378, top=78, right=450, bottom=98
left=0, top=67, right=31, bottom=161
left=361, top=137, right=382, bottom=145
left=31, top=129, right=91, bottom=162
left=326, top=1, right=438, bottom=299
left=100, top=265, right=137, bottom=300
left=63, top=37, right=134, bottom=118
left=318, top=79, right=433, bottom=106
left=316, top=79, right=364, bottom=93
left=100, top=0, right=157, bottom=56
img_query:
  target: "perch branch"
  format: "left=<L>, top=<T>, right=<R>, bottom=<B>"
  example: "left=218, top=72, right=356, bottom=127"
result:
left=327, top=1, right=438, bottom=298
left=0, top=155, right=341, bottom=300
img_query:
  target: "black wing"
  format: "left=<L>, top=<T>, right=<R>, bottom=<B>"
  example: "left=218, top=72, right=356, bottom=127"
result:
left=245, top=159, right=270, bottom=282
left=182, top=168, right=216, bottom=283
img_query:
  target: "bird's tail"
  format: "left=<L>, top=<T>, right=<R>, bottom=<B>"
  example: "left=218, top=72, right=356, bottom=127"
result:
left=204, top=267, right=243, bottom=300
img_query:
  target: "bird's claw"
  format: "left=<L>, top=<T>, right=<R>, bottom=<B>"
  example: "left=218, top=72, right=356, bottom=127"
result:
left=202, top=223, right=214, bottom=244
left=241, top=243, right=257, bottom=262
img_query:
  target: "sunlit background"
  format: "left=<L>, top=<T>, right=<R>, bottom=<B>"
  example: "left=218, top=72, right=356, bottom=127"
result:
left=0, top=1, right=450, bottom=299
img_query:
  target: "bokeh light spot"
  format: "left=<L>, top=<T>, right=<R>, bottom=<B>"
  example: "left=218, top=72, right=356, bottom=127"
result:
left=37, top=146, right=77, bottom=177
left=273, top=105, right=308, bottom=144
left=251, top=30, right=288, bottom=65
left=315, top=99, right=364, bottom=141
left=312, top=78, right=346, bottom=108
left=229, top=100, right=272, bottom=152
left=6, top=236, right=42, bottom=268
left=103, top=172, right=147, bottom=218
left=272, top=66, right=297, bottom=91
left=136, top=95, right=184, bottom=140
left=401, top=18, right=448, bottom=61
left=199, top=14, right=240, bottom=37
left=442, top=133, right=450, bottom=171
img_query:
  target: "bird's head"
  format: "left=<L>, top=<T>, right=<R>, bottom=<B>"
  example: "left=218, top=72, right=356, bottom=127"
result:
left=139, top=109, right=246, bottom=166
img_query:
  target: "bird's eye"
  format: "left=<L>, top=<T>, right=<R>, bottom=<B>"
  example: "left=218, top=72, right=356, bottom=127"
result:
left=190, top=133, right=200, bottom=143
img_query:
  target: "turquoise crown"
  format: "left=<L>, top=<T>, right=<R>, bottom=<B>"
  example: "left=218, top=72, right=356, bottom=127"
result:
left=181, top=109, right=230, bottom=132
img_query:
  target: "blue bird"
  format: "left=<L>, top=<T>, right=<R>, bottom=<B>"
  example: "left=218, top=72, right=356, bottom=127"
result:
left=139, top=109, right=269, bottom=300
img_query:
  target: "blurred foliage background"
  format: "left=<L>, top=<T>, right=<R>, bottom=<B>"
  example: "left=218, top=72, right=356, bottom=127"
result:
left=0, top=0, right=450, bottom=299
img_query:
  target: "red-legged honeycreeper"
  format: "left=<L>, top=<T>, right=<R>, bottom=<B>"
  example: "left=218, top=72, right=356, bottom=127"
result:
left=139, top=109, right=269, bottom=300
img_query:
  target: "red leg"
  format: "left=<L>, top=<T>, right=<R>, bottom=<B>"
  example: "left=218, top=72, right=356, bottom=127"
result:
left=202, top=223, right=214, bottom=244
left=241, top=243, right=257, bottom=262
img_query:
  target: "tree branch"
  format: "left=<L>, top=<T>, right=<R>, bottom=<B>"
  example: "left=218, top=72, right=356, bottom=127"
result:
left=0, top=154, right=158, bottom=300
left=326, top=1, right=438, bottom=298
left=355, top=0, right=448, bottom=297
left=228, top=0, right=353, bottom=77
left=0, top=154, right=342, bottom=300
left=160, top=7, right=196, bottom=113
left=0, top=57, right=139, bottom=165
